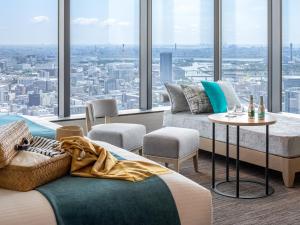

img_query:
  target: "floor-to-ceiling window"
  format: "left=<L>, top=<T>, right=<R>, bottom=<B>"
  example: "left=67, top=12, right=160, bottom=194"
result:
left=282, top=0, right=300, bottom=114
left=0, top=0, right=58, bottom=116
left=70, top=0, right=140, bottom=115
left=222, top=0, right=268, bottom=106
left=2, top=1, right=300, bottom=117
left=152, top=0, right=214, bottom=107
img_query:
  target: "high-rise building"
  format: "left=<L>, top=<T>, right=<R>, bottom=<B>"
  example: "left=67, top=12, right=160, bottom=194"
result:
left=284, top=87, right=300, bottom=114
left=0, top=62, right=7, bottom=72
left=0, top=84, right=9, bottom=103
left=104, top=78, right=117, bottom=94
left=160, top=52, right=173, bottom=83
left=28, top=93, right=40, bottom=107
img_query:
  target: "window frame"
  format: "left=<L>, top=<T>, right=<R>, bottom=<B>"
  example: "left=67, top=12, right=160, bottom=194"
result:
left=56, top=0, right=284, bottom=118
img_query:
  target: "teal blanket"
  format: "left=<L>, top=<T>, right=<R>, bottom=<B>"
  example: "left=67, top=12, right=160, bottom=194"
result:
left=37, top=176, right=180, bottom=225
left=0, top=115, right=55, bottom=139
left=37, top=153, right=181, bottom=225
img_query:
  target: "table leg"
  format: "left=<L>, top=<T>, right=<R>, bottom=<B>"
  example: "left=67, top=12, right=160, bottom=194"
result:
left=212, top=123, right=216, bottom=188
left=266, top=125, right=269, bottom=195
left=236, top=126, right=240, bottom=198
left=226, top=125, right=229, bottom=182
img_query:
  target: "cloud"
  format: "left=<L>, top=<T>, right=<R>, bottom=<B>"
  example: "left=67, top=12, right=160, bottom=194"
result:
left=100, top=18, right=117, bottom=26
left=100, top=18, right=130, bottom=27
left=72, top=17, right=130, bottom=27
left=73, top=17, right=99, bottom=25
left=31, top=16, right=50, bottom=24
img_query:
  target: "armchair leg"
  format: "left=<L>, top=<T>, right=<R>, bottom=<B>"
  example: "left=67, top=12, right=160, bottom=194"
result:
left=193, top=152, right=199, bottom=172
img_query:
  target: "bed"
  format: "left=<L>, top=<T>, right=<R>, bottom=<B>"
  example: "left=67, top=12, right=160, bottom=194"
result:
left=0, top=116, right=212, bottom=225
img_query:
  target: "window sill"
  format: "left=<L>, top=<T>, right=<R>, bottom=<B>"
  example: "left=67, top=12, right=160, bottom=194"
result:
left=46, top=106, right=170, bottom=122
left=279, top=112, right=300, bottom=119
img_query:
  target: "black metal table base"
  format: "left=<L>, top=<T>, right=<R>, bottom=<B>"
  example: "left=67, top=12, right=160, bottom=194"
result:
left=213, top=179, right=274, bottom=199
left=212, top=123, right=274, bottom=199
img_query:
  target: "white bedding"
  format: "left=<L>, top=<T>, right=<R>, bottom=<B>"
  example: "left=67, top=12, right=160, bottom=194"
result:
left=0, top=117, right=212, bottom=225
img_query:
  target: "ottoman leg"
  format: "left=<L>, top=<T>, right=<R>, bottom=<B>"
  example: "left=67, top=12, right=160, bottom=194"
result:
left=193, top=151, right=199, bottom=172
left=165, top=163, right=169, bottom=168
left=138, top=148, right=143, bottom=156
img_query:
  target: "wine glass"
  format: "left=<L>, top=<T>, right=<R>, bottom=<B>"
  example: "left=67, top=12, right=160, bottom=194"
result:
left=226, top=105, right=236, bottom=118
left=235, top=105, right=245, bottom=115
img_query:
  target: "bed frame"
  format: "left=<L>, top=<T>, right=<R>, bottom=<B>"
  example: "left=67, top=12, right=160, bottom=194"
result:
left=199, top=137, right=300, bottom=188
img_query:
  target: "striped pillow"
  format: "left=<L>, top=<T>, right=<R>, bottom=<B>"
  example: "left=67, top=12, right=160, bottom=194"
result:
left=26, top=136, right=63, bottom=157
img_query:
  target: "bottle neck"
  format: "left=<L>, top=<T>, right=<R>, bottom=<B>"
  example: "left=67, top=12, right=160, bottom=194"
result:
left=260, top=97, right=264, bottom=106
left=250, top=98, right=253, bottom=105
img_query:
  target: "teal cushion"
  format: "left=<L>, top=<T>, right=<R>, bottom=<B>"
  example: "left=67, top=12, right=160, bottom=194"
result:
left=201, top=81, right=227, bottom=113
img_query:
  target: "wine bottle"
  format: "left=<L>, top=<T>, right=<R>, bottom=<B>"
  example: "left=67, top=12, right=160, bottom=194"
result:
left=258, top=96, right=265, bottom=120
left=248, top=95, right=255, bottom=119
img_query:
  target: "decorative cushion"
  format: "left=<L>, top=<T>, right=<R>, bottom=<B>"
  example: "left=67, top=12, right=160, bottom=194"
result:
left=88, top=123, right=146, bottom=151
left=0, top=121, right=33, bottom=169
left=0, top=151, right=71, bottom=192
left=165, top=83, right=190, bottom=113
left=143, top=127, right=199, bottom=159
left=217, top=81, right=241, bottom=109
left=201, top=81, right=227, bottom=113
left=181, top=84, right=213, bottom=114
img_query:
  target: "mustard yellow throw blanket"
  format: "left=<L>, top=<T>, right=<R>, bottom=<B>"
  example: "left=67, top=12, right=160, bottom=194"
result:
left=60, top=136, right=169, bottom=182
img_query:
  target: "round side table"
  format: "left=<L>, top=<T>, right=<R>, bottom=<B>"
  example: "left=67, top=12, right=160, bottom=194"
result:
left=208, top=113, right=277, bottom=199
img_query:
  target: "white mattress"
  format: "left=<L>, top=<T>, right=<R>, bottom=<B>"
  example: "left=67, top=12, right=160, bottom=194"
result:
left=164, top=110, right=300, bottom=158
left=0, top=116, right=212, bottom=225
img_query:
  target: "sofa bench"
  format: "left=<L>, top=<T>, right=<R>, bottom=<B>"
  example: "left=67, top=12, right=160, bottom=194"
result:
left=163, top=110, right=300, bottom=187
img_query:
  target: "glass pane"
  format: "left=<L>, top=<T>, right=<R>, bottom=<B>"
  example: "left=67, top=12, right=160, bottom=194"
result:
left=0, top=0, right=58, bottom=116
left=152, top=0, right=214, bottom=108
left=282, top=0, right=300, bottom=113
left=70, top=0, right=140, bottom=115
left=222, top=0, right=268, bottom=106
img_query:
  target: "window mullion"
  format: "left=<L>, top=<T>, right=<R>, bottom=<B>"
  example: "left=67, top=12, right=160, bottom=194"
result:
left=140, top=0, right=152, bottom=110
left=268, top=0, right=282, bottom=112
left=58, top=0, right=71, bottom=117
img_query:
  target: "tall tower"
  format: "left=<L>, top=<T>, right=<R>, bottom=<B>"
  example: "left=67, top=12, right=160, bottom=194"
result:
left=290, top=43, right=293, bottom=62
left=160, top=52, right=173, bottom=84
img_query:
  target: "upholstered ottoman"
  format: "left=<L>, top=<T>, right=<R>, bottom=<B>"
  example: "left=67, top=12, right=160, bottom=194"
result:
left=88, top=123, right=146, bottom=154
left=143, top=127, right=199, bottom=172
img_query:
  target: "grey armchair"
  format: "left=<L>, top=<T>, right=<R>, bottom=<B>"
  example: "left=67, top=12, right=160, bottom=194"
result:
left=86, top=99, right=146, bottom=155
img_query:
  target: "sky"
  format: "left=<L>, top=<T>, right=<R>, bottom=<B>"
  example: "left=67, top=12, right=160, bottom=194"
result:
left=0, top=0, right=299, bottom=46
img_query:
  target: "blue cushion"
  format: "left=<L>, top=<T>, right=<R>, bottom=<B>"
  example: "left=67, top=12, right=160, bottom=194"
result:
left=201, top=81, right=227, bottom=113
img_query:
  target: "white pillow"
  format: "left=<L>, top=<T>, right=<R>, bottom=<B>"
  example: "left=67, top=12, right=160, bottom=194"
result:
left=217, top=81, right=242, bottom=108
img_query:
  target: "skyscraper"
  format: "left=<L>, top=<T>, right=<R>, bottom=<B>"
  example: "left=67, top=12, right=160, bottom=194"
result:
left=284, top=87, right=300, bottom=114
left=28, top=94, right=40, bottom=107
left=0, top=62, right=7, bottom=72
left=160, top=52, right=173, bottom=83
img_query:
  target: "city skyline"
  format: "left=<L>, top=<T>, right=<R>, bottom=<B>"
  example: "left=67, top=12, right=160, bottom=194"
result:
left=1, top=44, right=299, bottom=116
